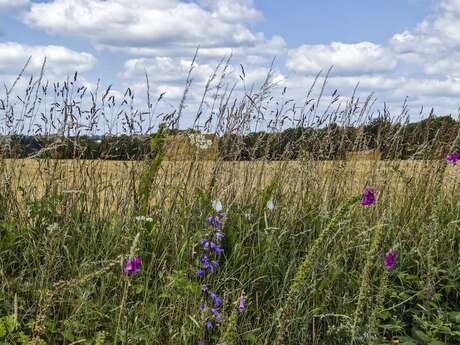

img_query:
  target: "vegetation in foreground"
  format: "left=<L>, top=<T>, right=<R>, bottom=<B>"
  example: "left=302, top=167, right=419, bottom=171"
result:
left=0, top=58, right=459, bottom=344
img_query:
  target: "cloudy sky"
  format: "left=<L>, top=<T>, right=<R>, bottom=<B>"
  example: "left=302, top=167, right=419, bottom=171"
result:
left=1, top=0, right=460, bottom=129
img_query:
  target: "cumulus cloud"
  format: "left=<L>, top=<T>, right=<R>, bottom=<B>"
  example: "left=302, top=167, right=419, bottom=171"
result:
left=0, top=42, right=96, bottom=77
left=390, top=0, right=460, bottom=77
left=286, top=42, right=397, bottom=75
left=22, top=0, right=283, bottom=58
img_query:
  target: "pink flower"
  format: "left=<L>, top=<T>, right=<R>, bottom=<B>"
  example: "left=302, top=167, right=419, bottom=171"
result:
left=447, top=152, right=459, bottom=165
left=384, top=250, right=397, bottom=272
left=361, top=187, right=376, bottom=206
left=123, top=256, right=141, bottom=274
left=238, top=295, right=246, bottom=314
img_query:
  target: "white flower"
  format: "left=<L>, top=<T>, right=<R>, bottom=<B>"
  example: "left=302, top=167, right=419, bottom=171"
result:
left=134, top=216, right=153, bottom=222
left=266, top=198, right=275, bottom=210
left=188, top=133, right=212, bottom=150
left=212, top=199, right=223, bottom=212
left=47, top=223, right=59, bottom=232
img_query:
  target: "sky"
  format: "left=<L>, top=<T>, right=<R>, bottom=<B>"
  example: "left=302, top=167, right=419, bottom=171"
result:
left=1, top=0, right=460, bottom=131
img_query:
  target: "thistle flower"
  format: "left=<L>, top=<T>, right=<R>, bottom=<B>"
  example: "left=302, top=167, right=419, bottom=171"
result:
left=123, top=256, right=141, bottom=274
left=384, top=249, right=398, bottom=272
left=238, top=296, right=245, bottom=314
left=447, top=152, right=459, bottom=165
left=361, top=187, right=376, bottom=206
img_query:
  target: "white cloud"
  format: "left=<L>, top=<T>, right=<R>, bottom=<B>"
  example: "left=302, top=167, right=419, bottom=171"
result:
left=0, top=42, right=96, bottom=78
left=22, top=0, right=282, bottom=58
left=286, top=42, right=397, bottom=75
left=390, top=0, right=460, bottom=77
left=120, top=57, right=215, bottom=83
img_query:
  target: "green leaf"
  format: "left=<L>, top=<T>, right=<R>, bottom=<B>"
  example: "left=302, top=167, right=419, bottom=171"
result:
left=447, top=311, right=460, bottom=324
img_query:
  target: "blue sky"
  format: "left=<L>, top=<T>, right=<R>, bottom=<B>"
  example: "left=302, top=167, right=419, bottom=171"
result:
left=254, top=0, right=433, bottom=45
left=1, top=0, right=459, bottom=132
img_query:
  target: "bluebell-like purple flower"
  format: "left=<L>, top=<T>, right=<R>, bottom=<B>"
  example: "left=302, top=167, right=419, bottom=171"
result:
left=196, top=269, right=205, bottom=278
left=201, top=284, right=208, bottom=292
left=211, top=308, right=222, bottom=321
left=215, top=231, right=225, bottom=241
left=199, top=303, right=206, bottom=311
left=198, top=341, right=204, bottom=345
left=206, top=321, right=214, bottom=330
left=208, top=216, right=223, bottom=229
left=238, top=295, right=245, bottom=314
left=200, top=239, right=211, bottom=251
left=210, top=292, right=222, bottom=307
left=210, top=242, right=224, bottom=256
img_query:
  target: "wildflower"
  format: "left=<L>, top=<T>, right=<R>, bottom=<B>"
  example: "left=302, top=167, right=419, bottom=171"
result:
left=46, top=223, right=59, bottom=232
left=266, top=198, right=275, bottom=210
left=212, top=199, right=223, bottom=212
left=238, top=296, right=245, bottom=314
left=215, top=231, right=225, bottom=241
left=210, top=292, right=222, bottom=307
left=447, top=151, right=459, bottom=165
left=123, top=256, right=141, bottom=274
left=198, top=341, right=205, bottom=345
left=210, top=242, right=224, bottom=256
left=200, top=239, right=211, bottom=251
left=361, top=187, right=376, bottom=206
left=201, top=284, right=208, bottom=292
left=384, top=249, right=398, bottom=272
left=207, top=216, right=223, bottom=229
left=199, top=303, right=206, bottom=311
left=206, top=321, right=214, bottom=330
left=196, top=269, right=205, bottom=278
left=134, top=215, right=153, bottom=222
left=211, top=308, right=222, bottom=321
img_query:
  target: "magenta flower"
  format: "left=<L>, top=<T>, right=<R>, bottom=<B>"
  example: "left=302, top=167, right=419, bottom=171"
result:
left=238, top=296, right=245, bottom=314
left=361, top=187, right=376, bottom=206
left=447, top=152, right=459, bottom=165
left=384, top=249, right=398, bottom=272
left=123, top=256, right=141, bottom=274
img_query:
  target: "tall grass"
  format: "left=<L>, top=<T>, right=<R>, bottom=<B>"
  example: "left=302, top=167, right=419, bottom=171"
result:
left=0, top=57, right=458, bottom=345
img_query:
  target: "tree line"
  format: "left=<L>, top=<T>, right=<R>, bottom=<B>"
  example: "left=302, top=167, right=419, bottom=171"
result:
left=0, top=115, right=458, bottom=160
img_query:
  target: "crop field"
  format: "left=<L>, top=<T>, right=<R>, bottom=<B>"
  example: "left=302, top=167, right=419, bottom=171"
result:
left=0, top=54, right=459, bottom=345
left=0, top=156, right=459, bottom=345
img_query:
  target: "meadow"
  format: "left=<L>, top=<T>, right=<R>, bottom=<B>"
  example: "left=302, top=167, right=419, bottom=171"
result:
left=0, top=60, right=459, bottom=345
